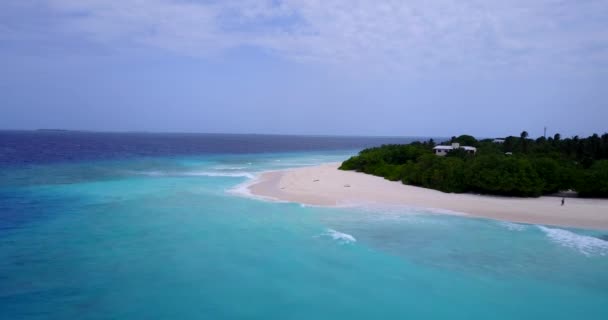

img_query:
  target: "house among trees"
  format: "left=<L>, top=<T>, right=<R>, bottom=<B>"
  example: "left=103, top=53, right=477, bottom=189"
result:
left=340, top=132, right=608, bottom=198
left=433, top=143, right=477, bottom=156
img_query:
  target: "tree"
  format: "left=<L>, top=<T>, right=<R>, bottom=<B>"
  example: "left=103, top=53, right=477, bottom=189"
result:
left=520, top=131, right=529, bottom=153
left=532, top=158, right=572, bottom=193
left=453, top=134, right=478, bottom=147
left=503, top=136, right=515, bottom=153
left=340, top=133, right=608, bottom=198
left=554, top=133, right=561, bottom=142
left=466, top=156, right=544, bottom=197
left=576, top=161, right=608, bottom=197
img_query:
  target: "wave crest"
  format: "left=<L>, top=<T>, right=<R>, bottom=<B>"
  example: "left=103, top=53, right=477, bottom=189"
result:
left=538, top=226, right=608, bottom=256
left=322, top=229, right=356, bottom=244
left=183, top=171, right=256, bottom=179
left=499, top=221, right=527, bottom=231
left=133, top=170, right=255, bottom=179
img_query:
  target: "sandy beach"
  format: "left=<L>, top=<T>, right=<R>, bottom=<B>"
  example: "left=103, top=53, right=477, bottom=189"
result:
left=248, top=163, right=608, bottom=230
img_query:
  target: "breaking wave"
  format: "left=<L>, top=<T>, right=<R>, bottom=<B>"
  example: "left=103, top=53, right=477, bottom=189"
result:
left=227, top=174, right=290, bottom=204
left=499, top=221, right=527, bottom=231
left=182, top=171, right=256, bottom=179
left=133, top=170, right=255, bottom=179
left=212, top=166, right=249, bottom=170
left=538, top=226, right=608, bottom=256
left=321, top=229, right=356, bottom=244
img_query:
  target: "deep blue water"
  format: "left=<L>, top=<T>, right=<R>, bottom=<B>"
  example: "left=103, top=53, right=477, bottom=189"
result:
left=0, top=131, right=419, bottom=166
left=1, top=132, right=607, bottom=319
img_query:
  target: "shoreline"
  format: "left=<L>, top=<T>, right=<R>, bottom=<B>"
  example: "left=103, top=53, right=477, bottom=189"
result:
left=247, top=163, right=608, bottom=230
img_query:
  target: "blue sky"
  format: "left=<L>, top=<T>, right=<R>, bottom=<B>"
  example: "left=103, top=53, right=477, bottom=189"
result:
left=1, top=0, right=607, bottom=138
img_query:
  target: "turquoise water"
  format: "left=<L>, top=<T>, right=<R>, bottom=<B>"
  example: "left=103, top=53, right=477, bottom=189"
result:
left=1, top=151, right=608, bottom=319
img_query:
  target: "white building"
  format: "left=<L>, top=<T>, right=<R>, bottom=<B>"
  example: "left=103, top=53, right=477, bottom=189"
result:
left=433, top=143, right=477, bottom=156
left=433, top=145, right=454, bottom=156
left=493, top=138, right=505, bottom=143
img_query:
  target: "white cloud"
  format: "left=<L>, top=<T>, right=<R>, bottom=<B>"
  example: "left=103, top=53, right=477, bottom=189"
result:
left=26, top=0, right=608, bottom=71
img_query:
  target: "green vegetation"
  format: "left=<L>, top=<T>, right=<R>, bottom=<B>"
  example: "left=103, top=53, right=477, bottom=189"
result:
left=340, top=133, right=608, bottom=198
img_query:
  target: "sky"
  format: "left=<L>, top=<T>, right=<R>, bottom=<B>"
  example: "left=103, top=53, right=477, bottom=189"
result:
left=1, top=0, right=607, bottom=138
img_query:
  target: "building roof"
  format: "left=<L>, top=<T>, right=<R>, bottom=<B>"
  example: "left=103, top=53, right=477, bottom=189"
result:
left=433, top=145, right=477, bottom=151
left=433, top=146, right=454, bottom=150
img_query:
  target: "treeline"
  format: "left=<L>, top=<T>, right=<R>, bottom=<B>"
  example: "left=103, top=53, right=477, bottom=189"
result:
left=339, top=132, right=608, bottom=198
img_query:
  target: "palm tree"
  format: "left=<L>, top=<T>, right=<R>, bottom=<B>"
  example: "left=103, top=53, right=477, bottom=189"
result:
left=520, top=131, right=529, bottom=153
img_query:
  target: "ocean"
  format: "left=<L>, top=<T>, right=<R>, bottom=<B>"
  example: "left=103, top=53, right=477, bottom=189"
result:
left=1, top=131, right=607, bottom=319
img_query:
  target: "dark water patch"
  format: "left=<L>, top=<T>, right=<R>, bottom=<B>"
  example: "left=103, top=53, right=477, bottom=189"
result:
left=0, top=188, right=79, bottom=232
left=0, top=131, right=433, bottom=166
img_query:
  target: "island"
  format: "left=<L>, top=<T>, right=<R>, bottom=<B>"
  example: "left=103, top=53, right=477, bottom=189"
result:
left=247, top=132, right=608, bottom=229
left=340, top=132, right=608, bottom=198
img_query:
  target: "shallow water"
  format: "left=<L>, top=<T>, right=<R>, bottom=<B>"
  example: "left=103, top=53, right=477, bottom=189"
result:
left=1, top=133, right=607, bottom=319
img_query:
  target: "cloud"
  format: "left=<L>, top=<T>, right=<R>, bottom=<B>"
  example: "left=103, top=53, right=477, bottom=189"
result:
left=8, top=0, right=608, bottom=71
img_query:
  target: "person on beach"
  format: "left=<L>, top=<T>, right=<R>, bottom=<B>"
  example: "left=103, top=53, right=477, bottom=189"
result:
left=561, top=198, right=565, bottom=206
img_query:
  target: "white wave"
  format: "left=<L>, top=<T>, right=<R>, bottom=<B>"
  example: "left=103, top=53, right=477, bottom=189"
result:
left=499, top=221, right=527, bottom=231
left=227, top=175, right=290, bottom=204
left=538, top=226, right=608, bottom=256
left=421, top=207, right=469, bottom=216
left=299, top=203, right=328, bottom=208
left=227, top=179, right=256, bottom=197
left=182, top=171, right=256, bottom=179
left=322, top=229, right=356, bottom=244
left=213, top=166, right=248, bottom=170
left=335, top=201, right=468, bottom=217
left=132, top=170, right=255, bottom=179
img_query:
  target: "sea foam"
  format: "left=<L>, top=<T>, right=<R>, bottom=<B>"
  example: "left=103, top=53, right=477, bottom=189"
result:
left=133, top=170, right=255, bottom=179
left=182, top=171, right=256, bottom=179
left=538, top=226, right=608, bottom=257
left=322, top=229, right=356, bottom=244
left=499, top=221, right=527, bottom=231
left=227, top=173, right=290, bottom=204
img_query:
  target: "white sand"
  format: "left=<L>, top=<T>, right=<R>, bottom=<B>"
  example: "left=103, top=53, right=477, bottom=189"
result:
left=248, top=163, right=608, bottom=230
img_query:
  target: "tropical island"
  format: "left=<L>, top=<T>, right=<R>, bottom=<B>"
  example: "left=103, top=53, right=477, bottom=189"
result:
left=339, top=132, right=608, bottom=198
left=247, top=132, right=608, bottom=229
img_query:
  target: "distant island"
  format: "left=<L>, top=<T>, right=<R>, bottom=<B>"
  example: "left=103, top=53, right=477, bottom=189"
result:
left=340, top=132, right=608, bottom=198
left=35, top=129, right=79, bottom=132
